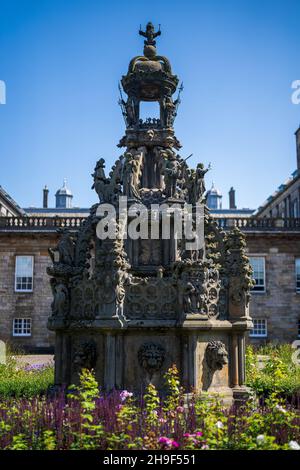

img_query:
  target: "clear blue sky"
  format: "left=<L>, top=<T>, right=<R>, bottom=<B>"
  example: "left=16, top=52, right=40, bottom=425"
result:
left=0, top=0, right=299, bottom=209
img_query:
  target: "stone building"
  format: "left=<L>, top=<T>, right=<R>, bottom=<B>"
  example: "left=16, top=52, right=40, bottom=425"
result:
left=0, top=185, right=25, bottom=217
left=256, top=126, right=300, bottom=219
left=245, top=126, right=300, bottom=344
left=0, top=182, right=86, bottom=352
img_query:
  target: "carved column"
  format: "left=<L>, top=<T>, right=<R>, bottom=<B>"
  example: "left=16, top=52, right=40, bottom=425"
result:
left=231, top=334, right=239, bottom=388
left=104, top=332, right=116, bottom=390
left=238, top=334, right=245, bottom=385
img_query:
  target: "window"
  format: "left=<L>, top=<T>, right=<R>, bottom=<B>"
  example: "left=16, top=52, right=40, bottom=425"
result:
left=13, top=318, right=32, bottom=337
left=15, top=256, right=33, bottom=292
left=250, top=319, right=267, bottom=338
left=296, top=259, right=300, bottom=293
left=249, top=257, right=265, bottom=292
left=292, top=200, right=298, bottom=218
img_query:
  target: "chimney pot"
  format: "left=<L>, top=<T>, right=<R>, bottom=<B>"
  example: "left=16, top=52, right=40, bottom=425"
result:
left=229, top=187, right=237, bottom=210
left=43, top=185, right=49, bottom=209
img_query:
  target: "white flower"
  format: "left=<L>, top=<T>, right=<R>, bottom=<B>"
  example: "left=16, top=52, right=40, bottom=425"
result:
left=256, top=434, right=265, bottom=444
left=289, top=441, right=300, bottom=450
left=275, top=404, right=287, bottom=413
left=216, top=421, right=224, bottom=429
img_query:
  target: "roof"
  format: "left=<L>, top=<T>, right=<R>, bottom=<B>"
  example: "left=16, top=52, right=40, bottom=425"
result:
left=206, top=182, right=222, bottom=197
left=55, top=179, right=73, bottom=197
left=0, top=185, right=26, bottom=216
left=23, top=207, right=90, bottom=217
left=210, top=208, right=255, bottom=218
left=256, top=169, right=299, bottom=215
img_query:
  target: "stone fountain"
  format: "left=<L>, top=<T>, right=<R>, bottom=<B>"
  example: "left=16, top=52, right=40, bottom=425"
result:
left=48, top=23, right=253, bottom=404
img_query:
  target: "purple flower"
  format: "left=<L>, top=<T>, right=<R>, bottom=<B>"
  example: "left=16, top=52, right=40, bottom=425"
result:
left=24, top=363, right=47, bottom=372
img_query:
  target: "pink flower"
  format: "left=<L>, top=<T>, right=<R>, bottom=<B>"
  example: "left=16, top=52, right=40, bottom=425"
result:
left=196, top=431, right=203, bottom=437
left=158, top=437, right=180, bottom=448
left=176, top=406, right=184, bottom=413
left=159, top=437, right=172, bottom=447
left=120, top=390, right=133, bottom=402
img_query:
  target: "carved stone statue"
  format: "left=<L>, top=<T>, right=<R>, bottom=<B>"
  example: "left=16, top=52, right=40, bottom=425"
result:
left=161, top=95, right=176, bottom=128
left=178, top=272, right=196, bottom=313
left=163, top=154, right=181, bottom=198
left=48, top=229, right=75, bottom=266
left=187, top=163, right=210, bottom=205
left=92, top=158, right=122, bottom=204
left=123, top=153, right=141, bottom=199
left=91, top=158, right=109, bottom=202
left=51, top=282, right=69, bottom=317
left=139, top=22, right=161, bottom=46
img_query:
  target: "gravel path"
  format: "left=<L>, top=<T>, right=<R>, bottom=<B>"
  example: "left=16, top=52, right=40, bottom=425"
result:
left=15, top=355, right=54, bottom=367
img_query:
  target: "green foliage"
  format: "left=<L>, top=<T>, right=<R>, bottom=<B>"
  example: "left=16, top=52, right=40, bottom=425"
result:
left=0, top=361, right=54, bottom=398
left=143, top=383, right=160, bottom=429
left=246, top=344, right=300, bottom=398
left=68, top=369, right=104, bottom=450
left=163, top=364, right=181, bottom=412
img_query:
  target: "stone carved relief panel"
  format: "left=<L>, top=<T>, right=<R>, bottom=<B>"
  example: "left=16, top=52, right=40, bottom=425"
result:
left=124, top=276, right=177, bottom=319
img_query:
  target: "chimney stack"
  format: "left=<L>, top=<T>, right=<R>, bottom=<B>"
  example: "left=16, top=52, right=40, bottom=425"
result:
left=229, top=187, right=237, bottom=210
left=43, top=185, right=49, bottom=208
left=296, top=126, right=300, bottom=173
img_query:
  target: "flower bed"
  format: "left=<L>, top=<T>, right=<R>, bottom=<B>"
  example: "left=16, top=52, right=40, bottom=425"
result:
left=0, top=366, right=299, bottom=450
left=0, top=356, right=54, bottom=398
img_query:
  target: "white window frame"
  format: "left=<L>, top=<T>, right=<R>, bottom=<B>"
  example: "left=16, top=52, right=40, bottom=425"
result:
left=296, top=258, right=300, bottom=293
left=15, top=255, right=34, bottom=292
left=249, top=319, right=267, bottom=338
left=12, top=318, right=32, bottom=337
left=249, top=256, right=266, bottom=293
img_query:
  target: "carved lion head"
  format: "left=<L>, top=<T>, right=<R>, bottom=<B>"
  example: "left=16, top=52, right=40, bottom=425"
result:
left=138, top=342, right=165, bottom=375
left=205, top=340, right=228, bottom=371
left=73, top=340, right=97, bottom=371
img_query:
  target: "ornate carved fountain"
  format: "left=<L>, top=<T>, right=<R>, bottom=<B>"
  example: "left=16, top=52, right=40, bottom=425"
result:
left=48, top=23, right=253, bottom=404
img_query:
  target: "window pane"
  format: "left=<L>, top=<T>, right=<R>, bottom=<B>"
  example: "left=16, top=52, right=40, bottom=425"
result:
left=249, top=257, right=265, bottom=292
left=13, top=318, right=32, bottom=336
left=15, top=256, right=33, bottom=291
left=250, top=319, right=267, bottom=337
